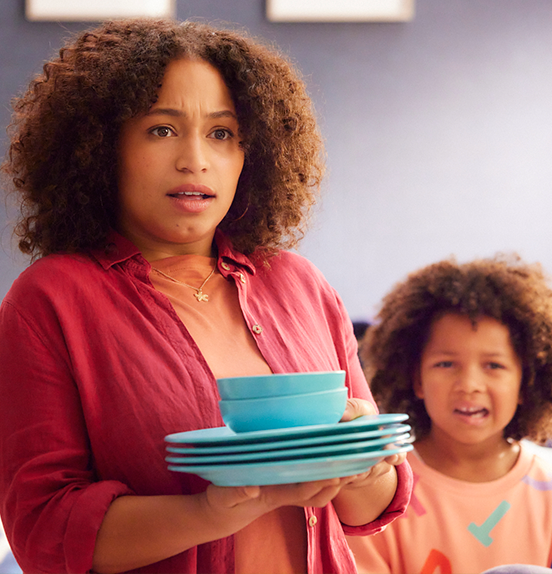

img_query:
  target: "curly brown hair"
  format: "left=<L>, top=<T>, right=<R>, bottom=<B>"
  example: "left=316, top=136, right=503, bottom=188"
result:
left=1, top=18, right=325, bottom=259
left=362, top=255, right=552, bottom=443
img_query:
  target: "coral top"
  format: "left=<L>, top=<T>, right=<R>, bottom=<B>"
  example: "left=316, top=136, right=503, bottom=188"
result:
left=347, top=442, right=552, bottom=573
left=150, top=254, right=306, bottom=574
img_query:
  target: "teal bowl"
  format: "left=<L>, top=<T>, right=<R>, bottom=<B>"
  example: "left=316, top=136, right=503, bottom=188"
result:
left=216, top=371, right=346, bottom=400
left=218, top=387, right=348, bottom=433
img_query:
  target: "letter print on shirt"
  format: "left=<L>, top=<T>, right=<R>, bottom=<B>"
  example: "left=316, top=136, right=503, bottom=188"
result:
left=522, top=474, right=552, bottom=490
left=407, top=473, right=427, bottom=517
left=420, top=549, right=452, bottom=574
left=467, top=500, right=511, bottom=547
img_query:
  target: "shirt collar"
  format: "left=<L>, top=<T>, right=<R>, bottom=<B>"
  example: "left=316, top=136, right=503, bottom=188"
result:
left=91, top=230, right=143, bottom=270
left=214, top=229, right=256, bottom=276
left=91, top=229, right=256, bottom=276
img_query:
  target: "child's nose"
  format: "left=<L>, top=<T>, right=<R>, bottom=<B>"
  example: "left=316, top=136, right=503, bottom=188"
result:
left=455, top=365, right=484, bottom=392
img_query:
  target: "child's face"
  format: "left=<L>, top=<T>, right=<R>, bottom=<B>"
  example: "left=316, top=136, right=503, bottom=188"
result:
left=414, top=313, right=522, bottom=447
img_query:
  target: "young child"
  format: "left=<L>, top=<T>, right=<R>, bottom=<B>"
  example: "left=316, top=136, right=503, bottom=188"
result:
left=347, top=255, right=552, bottom=573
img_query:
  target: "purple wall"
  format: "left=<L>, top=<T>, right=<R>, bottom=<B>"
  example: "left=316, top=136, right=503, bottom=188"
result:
left=2, top=0, right=552, bottom=319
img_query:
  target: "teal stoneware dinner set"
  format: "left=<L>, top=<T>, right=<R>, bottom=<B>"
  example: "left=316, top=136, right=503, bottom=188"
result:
left=165, top=371, right=412, bottom=486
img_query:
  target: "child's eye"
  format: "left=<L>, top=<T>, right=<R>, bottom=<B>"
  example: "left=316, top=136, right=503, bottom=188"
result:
left=150, top=126, right=175, bottom=138
left=435, top=361, right=453, bottom=368
left=488, top=362, right=505, bottom=370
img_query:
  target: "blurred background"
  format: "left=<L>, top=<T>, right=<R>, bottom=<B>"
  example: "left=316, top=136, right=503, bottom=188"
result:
left=2, top=0, right=552, bottom=326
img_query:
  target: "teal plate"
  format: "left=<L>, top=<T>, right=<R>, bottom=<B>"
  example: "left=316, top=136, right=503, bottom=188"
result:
left=165, top=414, right=409, bottom=447
left=166, top=433, right=411, bottom=465
left=168, top=443, right=413, bottom=486
left=166, top=424, right=411, bottom=455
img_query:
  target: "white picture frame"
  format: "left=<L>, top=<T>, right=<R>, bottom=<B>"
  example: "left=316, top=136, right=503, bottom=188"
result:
left=267, top=0, right=414, bottom=22
left=26, top=0, right=175, bottom=22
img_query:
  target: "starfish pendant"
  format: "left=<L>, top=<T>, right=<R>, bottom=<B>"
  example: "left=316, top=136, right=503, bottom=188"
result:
left=194, top=290, right=209, bottom=302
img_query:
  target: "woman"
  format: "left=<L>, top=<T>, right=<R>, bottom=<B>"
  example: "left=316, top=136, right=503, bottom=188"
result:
left=0, top=19, right=412, bottom=574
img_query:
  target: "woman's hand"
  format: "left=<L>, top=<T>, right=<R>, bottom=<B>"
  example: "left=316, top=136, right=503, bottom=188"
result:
left=329, top=397, right=405, bottom=525
left=339, top=397, right=407, bottom=469
left=340, top=396, right=378, bottom=421
left=204, top=476, right=347, bottom=531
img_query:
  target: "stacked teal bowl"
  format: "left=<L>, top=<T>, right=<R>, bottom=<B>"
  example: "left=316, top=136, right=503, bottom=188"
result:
left=216, top=371, right=347, bottom=433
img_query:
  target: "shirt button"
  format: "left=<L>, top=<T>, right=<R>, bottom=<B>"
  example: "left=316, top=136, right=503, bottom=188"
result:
left=221, top=262, right=230, bottom=271
left=252, top=324, right=263, bottom=334
left=239, top=273, right=246, bottom=284
left=308, top=516, right=317, bottom=527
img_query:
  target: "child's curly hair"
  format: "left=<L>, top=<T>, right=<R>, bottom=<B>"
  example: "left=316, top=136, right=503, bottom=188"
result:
left=1, top=18, right=324, bottom=259
left=362, top=255, right=552, bottom=443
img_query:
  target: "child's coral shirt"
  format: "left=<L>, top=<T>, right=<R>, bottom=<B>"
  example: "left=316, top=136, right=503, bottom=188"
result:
left=347, top=442, right=552, bottom=573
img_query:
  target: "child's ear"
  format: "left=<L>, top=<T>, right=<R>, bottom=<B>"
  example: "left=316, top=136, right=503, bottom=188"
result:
left=413, top=367, right=424, bottom=399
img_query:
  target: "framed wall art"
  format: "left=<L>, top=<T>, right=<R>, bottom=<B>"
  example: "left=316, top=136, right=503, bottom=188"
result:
left=26, top=0, right=175, bottom=21
left=267, top=0, right=414, bottom=22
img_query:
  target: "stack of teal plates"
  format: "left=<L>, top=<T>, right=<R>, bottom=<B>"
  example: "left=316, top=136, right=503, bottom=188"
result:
left=165, top=414, right=412, bottom=486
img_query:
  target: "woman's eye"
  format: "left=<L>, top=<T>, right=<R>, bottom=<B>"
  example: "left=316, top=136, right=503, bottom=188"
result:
left=210, top=128, right=232, bottom=140
left=150, top=126, right=174, bottom=138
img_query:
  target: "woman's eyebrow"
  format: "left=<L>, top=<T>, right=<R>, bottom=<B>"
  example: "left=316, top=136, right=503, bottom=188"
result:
left=145, top=107, right=238, bottom=120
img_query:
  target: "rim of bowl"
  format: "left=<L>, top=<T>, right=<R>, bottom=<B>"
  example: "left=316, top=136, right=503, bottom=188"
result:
left=219, top=387, right=348, bottom=405
left=216, top=370, right=346, bottom=384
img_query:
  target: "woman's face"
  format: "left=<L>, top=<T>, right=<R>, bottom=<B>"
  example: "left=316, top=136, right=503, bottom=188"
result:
left=414, top=313, right=523, bottom=449
left=117, top=58, right=245, bottom=260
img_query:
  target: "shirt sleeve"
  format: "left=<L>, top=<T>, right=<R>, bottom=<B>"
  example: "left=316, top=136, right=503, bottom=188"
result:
left=0, top=300, right=134, bottom=574
left=328, top=285, right=375, bottom=406
left=330, top=288, right=414, bottom=536
left=341, top=461, right=413, bottom=537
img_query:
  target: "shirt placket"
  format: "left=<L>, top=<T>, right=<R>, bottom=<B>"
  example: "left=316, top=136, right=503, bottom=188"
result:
left=219, top=260, right=263, bottom=337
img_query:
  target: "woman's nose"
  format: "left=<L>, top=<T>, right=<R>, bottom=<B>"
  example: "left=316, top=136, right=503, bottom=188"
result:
left=176, top=135, right=209, bottom=173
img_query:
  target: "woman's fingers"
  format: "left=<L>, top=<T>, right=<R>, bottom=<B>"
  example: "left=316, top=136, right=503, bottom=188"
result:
left=340, top=397, right=377, bottom=422
left=383, top=452, right=407, bottom=466
left=206, top=476, right=347, bottom=515
left=206, top=484, right=261, bottom=509
left=259, top=477, right=342, bottom=508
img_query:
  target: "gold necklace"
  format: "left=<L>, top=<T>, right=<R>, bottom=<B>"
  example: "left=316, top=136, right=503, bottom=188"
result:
left=151, top=265, right=216, bottom=302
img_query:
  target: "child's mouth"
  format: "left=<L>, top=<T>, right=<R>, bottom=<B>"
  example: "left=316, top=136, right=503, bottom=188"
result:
left=454, top=406, right=489, bottom=418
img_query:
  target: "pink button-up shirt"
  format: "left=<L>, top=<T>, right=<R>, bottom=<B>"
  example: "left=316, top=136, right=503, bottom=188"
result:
left=0, top=231, right=412, bottom=574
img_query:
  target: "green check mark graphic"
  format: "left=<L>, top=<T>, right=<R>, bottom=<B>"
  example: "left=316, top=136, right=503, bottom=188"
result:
left=467, top=501, right=511, bottom=547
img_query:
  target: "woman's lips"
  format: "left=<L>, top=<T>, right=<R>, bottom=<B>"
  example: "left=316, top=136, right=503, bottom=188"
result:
left=167, top=184, right=215, bottom=213
left=167, top=184, right=215, bottom=198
